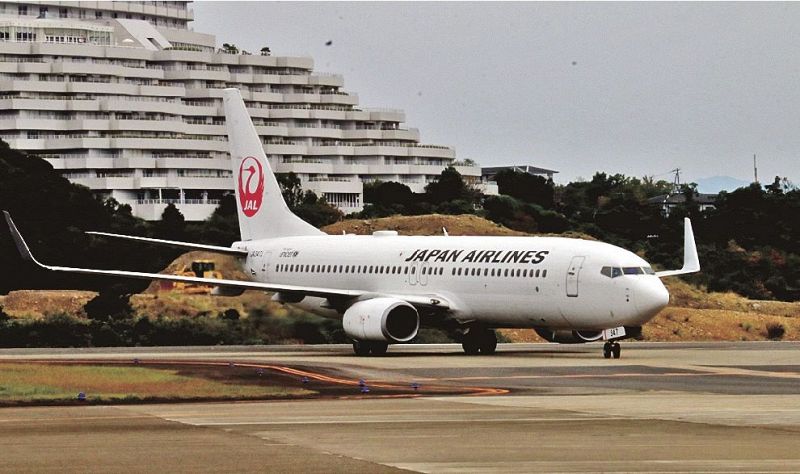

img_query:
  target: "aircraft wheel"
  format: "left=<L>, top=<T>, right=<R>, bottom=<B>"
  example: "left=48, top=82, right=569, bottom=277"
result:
left=462, top=340, right=480, bottom=355
left=353, top=340, right=371, bottom=356
left=603, top=342, right=612, bottom=359
left=371, top=342, right=389, bottom=356
left=479, top=330, right=498, bottom=355
left=612, top=343, right=621, bottom=359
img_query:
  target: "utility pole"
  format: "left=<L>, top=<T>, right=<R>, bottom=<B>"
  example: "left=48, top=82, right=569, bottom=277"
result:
left=753, top=154, right=759, bottom=184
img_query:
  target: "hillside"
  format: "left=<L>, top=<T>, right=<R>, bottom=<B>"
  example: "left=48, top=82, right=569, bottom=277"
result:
left=1, top=214, right=797, bottom=342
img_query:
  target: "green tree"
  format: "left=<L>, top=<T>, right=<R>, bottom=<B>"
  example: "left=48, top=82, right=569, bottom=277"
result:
left=276, top=172, right=342, bottom=227
left=494, top=169, right=555, bottom=208
left=424, top=166, right=478, bottom=206
left=156, top=203, right=186, bottom=240
left=276, top=172, right=305, bottom=208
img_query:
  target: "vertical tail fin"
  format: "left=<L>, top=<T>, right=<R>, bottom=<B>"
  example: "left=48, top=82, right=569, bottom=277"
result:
left=222, top=88, right=322, bottom=240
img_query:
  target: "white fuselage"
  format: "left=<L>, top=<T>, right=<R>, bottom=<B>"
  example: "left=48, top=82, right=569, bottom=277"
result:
left=234, top=234, right=670, bottom=331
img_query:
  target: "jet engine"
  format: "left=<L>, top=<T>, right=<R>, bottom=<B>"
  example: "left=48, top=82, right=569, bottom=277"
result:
left=342, top=298, right=419, bottom=343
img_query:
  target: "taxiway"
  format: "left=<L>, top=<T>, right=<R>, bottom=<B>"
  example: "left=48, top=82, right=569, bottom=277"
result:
left=1, top=342, right=799, bottom=472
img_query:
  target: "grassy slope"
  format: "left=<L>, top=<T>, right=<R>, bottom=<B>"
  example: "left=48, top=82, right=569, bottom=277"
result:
left=0, top=363, right=312, bottom=404
left=1, top=214, right=797, bottom=341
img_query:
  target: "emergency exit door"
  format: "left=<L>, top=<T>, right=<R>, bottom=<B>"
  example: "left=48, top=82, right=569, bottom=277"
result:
left=566, top=256, right=585, bottom=297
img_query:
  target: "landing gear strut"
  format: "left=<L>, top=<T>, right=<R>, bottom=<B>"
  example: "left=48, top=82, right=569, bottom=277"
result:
left=462, top=328, right=497, bottom=355
left=603, top=341, right=621, bottom=359
left=353, top=340, right=389, bottom=357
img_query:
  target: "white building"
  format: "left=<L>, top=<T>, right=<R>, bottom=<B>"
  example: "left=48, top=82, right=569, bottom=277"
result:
left=0, top=1, right=481, bottom=220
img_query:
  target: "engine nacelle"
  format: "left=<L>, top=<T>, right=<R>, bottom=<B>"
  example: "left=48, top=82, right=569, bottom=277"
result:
left=534, top=327, right=642, bottom=343
left=342, top=298, right=419, bottom=343
left=533, top=328, right=603, bottom=344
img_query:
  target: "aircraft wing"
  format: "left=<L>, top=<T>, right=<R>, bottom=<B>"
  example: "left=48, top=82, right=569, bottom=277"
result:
left=4, top=212, right=449, bottom=309
left=656, top=217, right=701, bottom=278
left=86, top=231, right=248, bottom=257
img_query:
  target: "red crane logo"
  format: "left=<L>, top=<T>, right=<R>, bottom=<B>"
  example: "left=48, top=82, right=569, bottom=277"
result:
left=238, top=156, right=264, bottom=217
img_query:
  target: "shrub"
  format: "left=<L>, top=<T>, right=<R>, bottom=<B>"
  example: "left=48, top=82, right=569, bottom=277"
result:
left=766, top=323, right=786, bottom=340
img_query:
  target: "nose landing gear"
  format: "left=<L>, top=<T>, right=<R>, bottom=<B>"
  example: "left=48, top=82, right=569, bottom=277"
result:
left=603, top=341, right=621, bottom=359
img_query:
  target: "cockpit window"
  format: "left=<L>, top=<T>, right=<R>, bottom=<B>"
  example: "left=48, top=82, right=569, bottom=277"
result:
left=604, top=266, right=655, bottom=277
left=601, top=266, right=624, bottom=278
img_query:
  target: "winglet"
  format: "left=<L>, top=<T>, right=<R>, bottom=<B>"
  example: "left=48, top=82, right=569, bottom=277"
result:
left=3, top=211, right=38, bottom=264
left=656, top=217, right=701, bottom=277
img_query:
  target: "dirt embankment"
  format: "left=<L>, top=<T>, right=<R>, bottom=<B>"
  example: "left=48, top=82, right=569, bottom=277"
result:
left=2, top=214, right=798, bottom=341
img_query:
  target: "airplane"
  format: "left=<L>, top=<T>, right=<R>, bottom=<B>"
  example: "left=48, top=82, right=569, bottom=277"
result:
left=3, top=88, right=700, bottom=359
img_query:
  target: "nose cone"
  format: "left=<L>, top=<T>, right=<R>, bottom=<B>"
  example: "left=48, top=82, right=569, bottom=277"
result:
left=634, top=278, right=670, bottom=322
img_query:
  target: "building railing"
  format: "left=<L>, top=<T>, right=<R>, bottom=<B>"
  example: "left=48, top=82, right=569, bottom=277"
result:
left=307, top=176, right=352, bottom=182
left=136, top=199, right=220, bottom=205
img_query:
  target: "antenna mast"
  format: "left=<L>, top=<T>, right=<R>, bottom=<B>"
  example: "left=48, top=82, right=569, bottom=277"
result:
left=670, top=168, right=682, bottom=193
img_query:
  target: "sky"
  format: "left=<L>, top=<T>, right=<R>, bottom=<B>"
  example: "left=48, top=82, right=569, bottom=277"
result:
left=194, top=2, right=800, bottom=186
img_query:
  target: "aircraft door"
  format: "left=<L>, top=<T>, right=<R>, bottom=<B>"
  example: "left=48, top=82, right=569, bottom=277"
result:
left=419, top=262, right=430, bottom=286
left=408, top=263, right=418, bottom=286
left=566, top=256, right=585, bottom=297
left=259, top=251, right=272, bottom=281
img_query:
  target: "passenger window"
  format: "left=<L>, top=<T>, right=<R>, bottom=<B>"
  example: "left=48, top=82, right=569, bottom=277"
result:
left=404, top=267, right=409, bottom=274
left=523, top=269, right=528, bottom=277
left=504, top=269, right=508, bottom=277
left=542, top=269, right=548, bottom=278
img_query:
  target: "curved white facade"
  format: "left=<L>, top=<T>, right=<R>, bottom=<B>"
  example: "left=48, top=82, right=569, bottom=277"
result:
left=0, top=1, right=481, bottom=219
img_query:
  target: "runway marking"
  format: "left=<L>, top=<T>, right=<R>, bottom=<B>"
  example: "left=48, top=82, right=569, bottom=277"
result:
left=415, top=365, right=800, bottom=383
left=178, top=416, right=627, bottom=426
left=417, top=371, right=709, bottom=382
left=388, top=459, right=800, bottom=474
left=0, top=414, right=156, bottom=424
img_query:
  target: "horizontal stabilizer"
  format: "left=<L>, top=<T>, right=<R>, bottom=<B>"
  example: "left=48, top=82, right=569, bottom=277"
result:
left=656, top=217, right=701, bottom=278
left=86, top=231, right=248, bottom=257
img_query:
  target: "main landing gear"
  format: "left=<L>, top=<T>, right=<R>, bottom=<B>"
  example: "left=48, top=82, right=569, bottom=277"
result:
left=603, top=341, right=621, bottom=359
left=353, top=340, right=389, bottom=357
left=462, top=328, right=497, bottom=355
